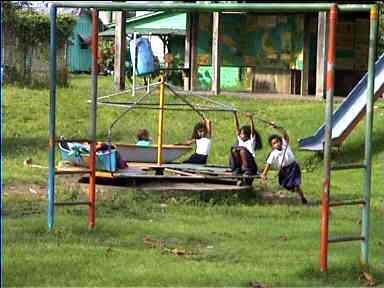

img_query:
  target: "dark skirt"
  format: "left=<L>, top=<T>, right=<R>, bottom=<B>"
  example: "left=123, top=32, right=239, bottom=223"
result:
left=229, top=146, right=258, bottom=175
left=278, top=161, right=301, bottom=191
left=183, top=153, right=208, bottom=164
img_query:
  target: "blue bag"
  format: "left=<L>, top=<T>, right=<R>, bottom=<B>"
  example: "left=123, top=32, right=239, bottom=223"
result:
left=130, top=37, right=157, bottom=76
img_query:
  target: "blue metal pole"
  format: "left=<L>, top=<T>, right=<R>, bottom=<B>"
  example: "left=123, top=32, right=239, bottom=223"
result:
left=361, top=4, right=378, bottom=267
left=1, top=3, right=4, bottom=286
left=48, top=5, right=57, bottom=231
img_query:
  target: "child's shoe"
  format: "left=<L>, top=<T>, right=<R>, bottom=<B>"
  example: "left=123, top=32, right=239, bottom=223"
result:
left=232, top=168, right=242, bottom=176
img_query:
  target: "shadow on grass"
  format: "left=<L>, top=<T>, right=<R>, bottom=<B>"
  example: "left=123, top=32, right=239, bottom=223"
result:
left=333, top=128, right=384, bottom=163
left=298, top=263, right=384, bottom=287
left=5, top=136, right=48, bottom=157
left=298, top=126, right=384, bottom=169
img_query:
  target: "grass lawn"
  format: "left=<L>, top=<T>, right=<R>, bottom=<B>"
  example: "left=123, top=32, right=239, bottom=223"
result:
left=3, top=75, right=384, bottom=286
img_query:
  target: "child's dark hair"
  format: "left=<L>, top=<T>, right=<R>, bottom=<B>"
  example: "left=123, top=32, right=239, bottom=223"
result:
left=239, top=125, right=251, bottom=138
left=137, top=128, right=150, bottom=141
left=268, top=134, right=282, bottom=145
left=191, top=121, right=207, bottom=139
left=240, top=125, right=263, bottom=150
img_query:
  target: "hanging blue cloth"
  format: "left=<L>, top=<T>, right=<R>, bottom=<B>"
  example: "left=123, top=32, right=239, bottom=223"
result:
left=130, top=37, right=157, bottom=76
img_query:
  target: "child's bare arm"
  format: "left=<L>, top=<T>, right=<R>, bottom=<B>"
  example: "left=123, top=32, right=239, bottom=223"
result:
left=233, top=111, right=240, bottom=135
left=204, top=118, right=212, bottom=138
left=271, top=123, right=289, bottom=144
left=278, top=127, right=289, bottom=144
left=261, top=164, right=271, bottom=180
left=183, top=139, right=195, bottom=145
left=245, top=112, right=256, bottom=136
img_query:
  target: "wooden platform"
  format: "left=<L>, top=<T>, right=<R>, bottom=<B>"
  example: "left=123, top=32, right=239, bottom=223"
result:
left=58, top=162, right=259, bottom=190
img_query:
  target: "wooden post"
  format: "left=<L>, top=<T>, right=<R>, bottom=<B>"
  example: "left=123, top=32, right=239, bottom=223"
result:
left=250, top=67, right=256, bottom=93
left=316, top=11, right=328, bottom=99
left=190, top=13, right=198, bottom=91
left=211, top=12, right=221, bottom=95
left=114, top=11, right=126, bottom=91
left=301, top=15, right=310, bottom=96
left=184, top=13, right=192, bottom=91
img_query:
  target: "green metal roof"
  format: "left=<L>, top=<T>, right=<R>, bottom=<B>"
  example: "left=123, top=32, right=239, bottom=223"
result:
left=99, top=12, right=186, bottom=37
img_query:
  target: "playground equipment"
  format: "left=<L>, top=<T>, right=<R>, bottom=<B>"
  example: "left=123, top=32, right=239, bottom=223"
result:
left=48, top=2, right=378, bottom=273
left=115, top=144, right=191, bottom=163
left=58, top=140, right=118, bottom=172
left=299, top=53, right=384, bottom=151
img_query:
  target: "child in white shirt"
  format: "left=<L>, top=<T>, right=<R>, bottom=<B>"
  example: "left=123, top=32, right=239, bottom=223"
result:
left=261, top=125, right=307, bottom=204
left=229, top=112, right=261, bottom=184
left=183, top=118, right=212, bottom=164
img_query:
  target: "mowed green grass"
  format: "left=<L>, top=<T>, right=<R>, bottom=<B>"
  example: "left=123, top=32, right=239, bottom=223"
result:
left=3, top=75, right=384, bottom=286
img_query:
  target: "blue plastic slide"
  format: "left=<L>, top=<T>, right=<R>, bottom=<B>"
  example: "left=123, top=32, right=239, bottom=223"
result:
left=298, top=54, right=384, bottom=151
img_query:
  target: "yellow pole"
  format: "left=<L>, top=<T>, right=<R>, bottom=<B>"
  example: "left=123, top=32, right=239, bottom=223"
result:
left=157, top=74, right=165, bottom=165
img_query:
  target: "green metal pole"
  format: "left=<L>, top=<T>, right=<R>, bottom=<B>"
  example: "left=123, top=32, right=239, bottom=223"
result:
left=50, top=2, right=373, bottom=12
left=361, top=4, right=378, bottom=268
left=48, top=5, right=57, bottom=231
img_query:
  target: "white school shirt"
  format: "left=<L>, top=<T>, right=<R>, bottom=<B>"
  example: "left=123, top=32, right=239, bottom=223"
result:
left=266, top=139, right=295, bottom=170
left=195, top=137, right=212, bottom=156
left=237, top=134, right=255, bottom=157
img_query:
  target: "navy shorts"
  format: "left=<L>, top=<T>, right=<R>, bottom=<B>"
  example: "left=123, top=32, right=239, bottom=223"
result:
left=183, top=153, right=208, bottom=164
left=229, top=146, right=258, bottom=175
left=278, top=161, right=301, bottom=191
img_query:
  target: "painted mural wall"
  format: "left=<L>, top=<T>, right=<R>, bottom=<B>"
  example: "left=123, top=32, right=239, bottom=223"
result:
left=196, top=13, right=304, bottom=70
left=194, top=13, right=369, bottom=94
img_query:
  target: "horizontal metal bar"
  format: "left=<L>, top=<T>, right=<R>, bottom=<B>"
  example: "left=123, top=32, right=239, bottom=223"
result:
left=331, top=163, right=366, bottom=171
left=328, top=235, right=364, bottom=243
left=56, top=138, right=91, bottom=143
left=98, top=100, right=235, bottom=110
left=97, top=101, right=235, bottom=112
left=55, top=169, right=91, bottom=175
left=98, top=101, right=203, bottom=107
left=52, top=2, right=372, bottom=12
left=92, top=173, right=260, bottom=180
left=329, top=200, right=366, bottom=207
left=54, top=201, right=89, bottom=206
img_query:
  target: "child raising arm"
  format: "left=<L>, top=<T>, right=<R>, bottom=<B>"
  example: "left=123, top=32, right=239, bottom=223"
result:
left=183, top=117, right=212, bottom=164
left=261, top=124, right=308, bottom=204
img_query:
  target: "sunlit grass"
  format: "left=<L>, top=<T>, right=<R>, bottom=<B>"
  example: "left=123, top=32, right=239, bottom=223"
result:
left=3, top=75, right=384, bottom=286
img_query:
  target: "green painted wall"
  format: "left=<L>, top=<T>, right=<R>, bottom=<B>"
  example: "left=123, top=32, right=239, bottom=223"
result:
left=197, top=67, right=240, bottom=90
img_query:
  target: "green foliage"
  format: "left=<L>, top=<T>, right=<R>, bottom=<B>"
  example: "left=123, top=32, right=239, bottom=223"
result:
left=3, top=5, right=76, bottom=46
left=99, top=40, right=115, bottom=72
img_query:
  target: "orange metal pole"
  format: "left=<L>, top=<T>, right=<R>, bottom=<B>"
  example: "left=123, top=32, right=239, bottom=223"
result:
left=320, top=4, right=337, bottom=272
left=88, top=9, right=98, bottom=229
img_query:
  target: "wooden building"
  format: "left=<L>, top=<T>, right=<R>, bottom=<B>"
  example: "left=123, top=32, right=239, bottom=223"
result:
left=67, top=9, right=105, bottom=73
left=185, top=11, right=369, bottom=97
left=107, top=9, right=370, bottom=97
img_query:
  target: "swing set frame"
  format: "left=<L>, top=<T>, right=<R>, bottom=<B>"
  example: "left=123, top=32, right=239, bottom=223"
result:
left=48, top=1, right=378, bottom=272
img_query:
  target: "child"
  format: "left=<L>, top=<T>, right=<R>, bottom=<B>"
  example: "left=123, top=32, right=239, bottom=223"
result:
left=136, top=128, right=152, bottom=146
left=229, top=112, right=261, bottom=177
left=261, top=125, right=308, bottom=204
left=183, top=118, right=212, bottom=164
